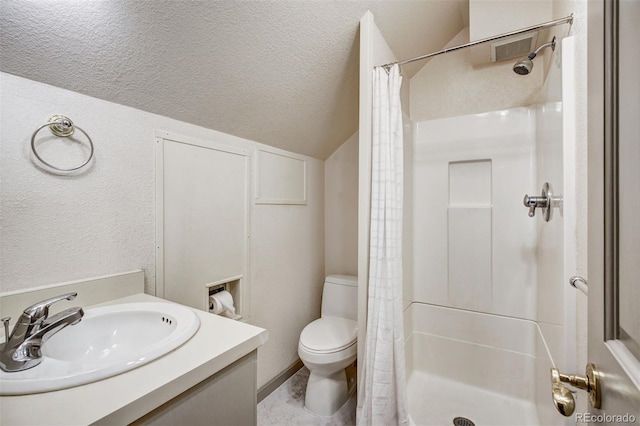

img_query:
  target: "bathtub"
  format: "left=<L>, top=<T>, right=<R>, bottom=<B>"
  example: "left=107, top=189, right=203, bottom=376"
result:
left=404, top=302, right=562, bottom=426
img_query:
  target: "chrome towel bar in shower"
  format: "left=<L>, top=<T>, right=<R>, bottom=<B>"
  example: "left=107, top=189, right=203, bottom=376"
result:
left=30, top=115, right=94, bottom=172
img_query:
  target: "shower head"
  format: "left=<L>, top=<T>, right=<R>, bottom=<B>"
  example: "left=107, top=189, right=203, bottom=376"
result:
left=513, top=36, right=556, bottom=75
left=513, top=57, right=534, bottom=75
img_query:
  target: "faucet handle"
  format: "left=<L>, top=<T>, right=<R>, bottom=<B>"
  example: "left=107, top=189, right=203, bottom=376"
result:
left=22, top=293, right=78, bottom=322
left=1, top=317, right=10, bottom=340
left=523, top=194, right=543, bottom=217
left=523, top=182, right=555, bottom=221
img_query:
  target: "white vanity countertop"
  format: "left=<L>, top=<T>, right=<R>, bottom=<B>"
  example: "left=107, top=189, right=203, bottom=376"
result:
left=0, top=293, right=268, bottom=425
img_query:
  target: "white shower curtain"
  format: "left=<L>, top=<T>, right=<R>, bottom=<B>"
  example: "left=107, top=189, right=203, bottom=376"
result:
left=356, top=64, right=410, bottom=426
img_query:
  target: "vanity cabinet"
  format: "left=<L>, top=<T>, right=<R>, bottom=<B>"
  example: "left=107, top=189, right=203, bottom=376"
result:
left=132, top=351, right=257, bottom=426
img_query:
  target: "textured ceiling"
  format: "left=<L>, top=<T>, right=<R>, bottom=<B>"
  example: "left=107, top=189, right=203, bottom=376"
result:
left=0, top=1, right=467, bottom=159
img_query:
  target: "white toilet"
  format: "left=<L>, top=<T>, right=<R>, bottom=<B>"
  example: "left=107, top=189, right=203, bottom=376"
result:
left=298, top=274, right=358, bottom=416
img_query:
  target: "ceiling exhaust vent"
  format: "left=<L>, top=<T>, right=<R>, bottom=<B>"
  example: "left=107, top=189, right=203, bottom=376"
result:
left=491, top=32, right=539, bottom=62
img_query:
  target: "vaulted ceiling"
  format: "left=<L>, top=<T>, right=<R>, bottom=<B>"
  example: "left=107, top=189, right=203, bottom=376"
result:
left=0, top=1, right=467, bottom=159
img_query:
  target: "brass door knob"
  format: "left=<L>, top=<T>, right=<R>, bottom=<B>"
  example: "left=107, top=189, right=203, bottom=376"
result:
left=552, top=382, right=576, bottom=416
left=550, top=363, right=602, bottom=417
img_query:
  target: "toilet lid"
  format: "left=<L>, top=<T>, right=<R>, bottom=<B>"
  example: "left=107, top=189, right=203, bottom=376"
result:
left=299, top=316, right=357, bottom=354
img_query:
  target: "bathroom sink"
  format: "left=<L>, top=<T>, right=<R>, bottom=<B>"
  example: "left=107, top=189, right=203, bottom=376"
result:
left=0, top=302, right=200, bottom=395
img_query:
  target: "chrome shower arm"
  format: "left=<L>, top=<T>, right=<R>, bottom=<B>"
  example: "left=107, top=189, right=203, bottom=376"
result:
left=529, top=37, right=557, bottom=59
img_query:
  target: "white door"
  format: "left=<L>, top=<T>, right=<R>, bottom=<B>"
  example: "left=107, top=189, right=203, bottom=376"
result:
left=586, top=0, right=640, bottom=422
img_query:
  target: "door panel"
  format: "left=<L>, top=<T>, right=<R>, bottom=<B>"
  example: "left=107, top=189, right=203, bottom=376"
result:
left=587, top=0, right=640, bottom=422
left=157, top=134, right=249, bottom=311
left=617, top=0, right=640, bottom=364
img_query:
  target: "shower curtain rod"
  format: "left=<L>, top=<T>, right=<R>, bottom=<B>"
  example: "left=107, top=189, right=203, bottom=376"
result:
left=381, top=14, right=573, bottom=70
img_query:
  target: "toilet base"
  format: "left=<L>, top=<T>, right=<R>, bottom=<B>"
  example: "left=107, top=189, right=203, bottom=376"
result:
left=304, top=368, right=349, bottom=417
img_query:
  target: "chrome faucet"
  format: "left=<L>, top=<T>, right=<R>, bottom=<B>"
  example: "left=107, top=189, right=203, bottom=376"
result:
left=0, top=293, right=84, bottom=372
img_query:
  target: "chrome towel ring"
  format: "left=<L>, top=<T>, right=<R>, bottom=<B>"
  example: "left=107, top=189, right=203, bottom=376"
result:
left=30, top=115, right=94, bottom=172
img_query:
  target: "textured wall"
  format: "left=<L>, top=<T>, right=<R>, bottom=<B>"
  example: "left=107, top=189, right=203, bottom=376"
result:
left=0, top=1, right=466, bottom=160
left=325, top=131, right=358, bottom=277
left=409, top=27, right=546, bottom=122
left=0, top=73, right=325, bottom=390
left=0, top=72, right=156, bottom=293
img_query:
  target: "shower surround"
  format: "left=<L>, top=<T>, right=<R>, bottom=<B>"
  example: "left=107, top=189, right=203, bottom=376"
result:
left=357, top=11, right=582, bottom=425
left=401, top=38, right=576, bottom=426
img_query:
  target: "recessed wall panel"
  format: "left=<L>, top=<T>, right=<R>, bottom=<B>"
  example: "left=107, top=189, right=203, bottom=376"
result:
left=448, top=207, right=492, bottom=312
left=256, top=149, right=306, bottom=205
left=449, top=160, right=492, bottom=206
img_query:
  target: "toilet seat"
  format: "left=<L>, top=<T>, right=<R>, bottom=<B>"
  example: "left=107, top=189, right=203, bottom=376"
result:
left=299, top=316, right=357, bottom=354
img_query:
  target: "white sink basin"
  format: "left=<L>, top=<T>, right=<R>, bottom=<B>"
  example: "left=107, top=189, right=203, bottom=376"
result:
left=0, top=302, right=200, bottom=395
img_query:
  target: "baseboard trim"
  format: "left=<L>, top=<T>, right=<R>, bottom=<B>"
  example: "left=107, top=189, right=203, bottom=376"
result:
left=257, top=359, right=304, bottom=402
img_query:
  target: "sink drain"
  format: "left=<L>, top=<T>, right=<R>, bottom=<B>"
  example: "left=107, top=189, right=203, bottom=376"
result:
left=453, top=417, right=475, bottom=426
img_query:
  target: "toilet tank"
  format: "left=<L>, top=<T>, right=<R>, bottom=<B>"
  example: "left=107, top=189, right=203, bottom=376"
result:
left=321, top=275, right=358, bottom=321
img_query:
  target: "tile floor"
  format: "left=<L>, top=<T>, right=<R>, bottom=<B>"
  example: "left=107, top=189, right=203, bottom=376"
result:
left=258, top=367, right=357, bottom=426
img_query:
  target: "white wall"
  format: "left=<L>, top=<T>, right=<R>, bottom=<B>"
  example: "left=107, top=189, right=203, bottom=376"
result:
left=402, top=112, right=414, bottom=310
left=324, top=131, right=358, bottom=277
left=251, top=158, right=325, bottom=387
left=0, top=72, right=325, bottom=389
left=532, top=34, right=583, bottom=379
left=469, top=0, right=553, bottom=41
left=534, top=97, right=568, bottom=361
